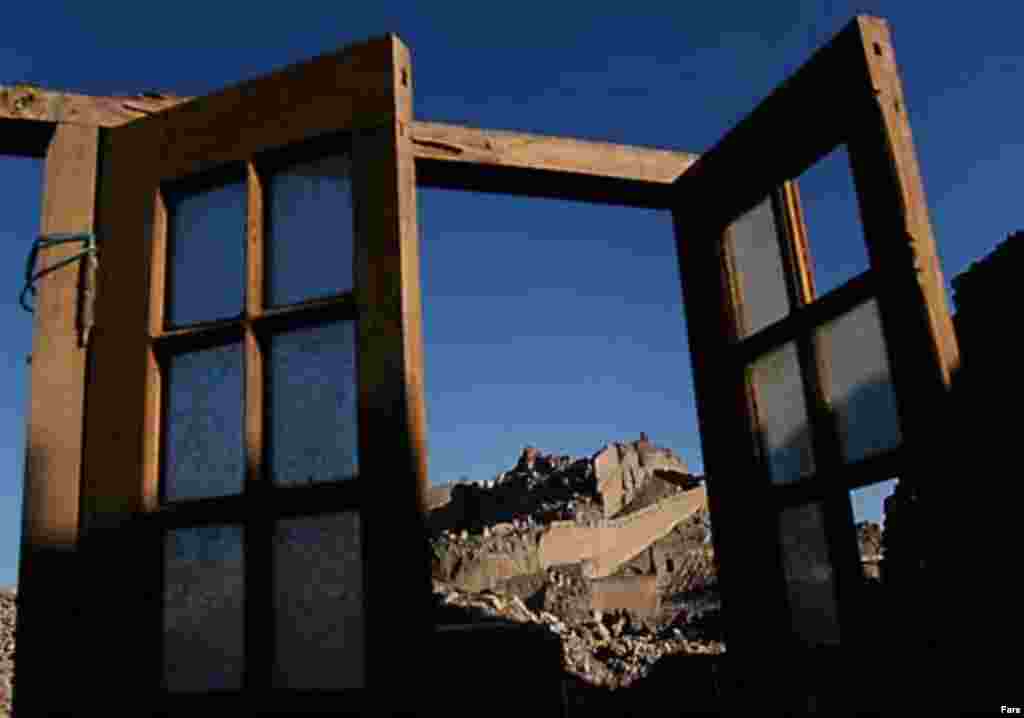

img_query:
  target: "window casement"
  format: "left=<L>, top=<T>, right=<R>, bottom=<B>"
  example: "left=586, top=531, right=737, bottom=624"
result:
left=74, top=37, right=432, bottom=715
left=672, top=15, right=958, bottom=710
left=151, top=135, right=365, bottom=695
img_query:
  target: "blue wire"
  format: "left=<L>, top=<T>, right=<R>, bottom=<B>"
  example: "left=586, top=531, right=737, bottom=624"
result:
left=20, top=233, right=97, bottom=313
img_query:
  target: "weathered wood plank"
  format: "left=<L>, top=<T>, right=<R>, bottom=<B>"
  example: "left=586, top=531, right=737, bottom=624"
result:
left=0, top=83, right=187, bottom=126
left=849, top=16, right=960, bottom=388
left=2, top=79, right=700, bottom=205
left=411, top=121, right=695, bottom=182
left=145, top=38, right=399, bottom=180
left=413, top=121, right=696, bottom=207
left=13, top=122, right=99, bottom=717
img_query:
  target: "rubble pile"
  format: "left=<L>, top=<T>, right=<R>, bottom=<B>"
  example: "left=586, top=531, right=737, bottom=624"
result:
left=432, top=578, right=724, bottom=691
left=858, top=521, right=883, bottom=560
left=427, top=436, right=724, bottom=688
left=0, top=588, right=14, bottom=718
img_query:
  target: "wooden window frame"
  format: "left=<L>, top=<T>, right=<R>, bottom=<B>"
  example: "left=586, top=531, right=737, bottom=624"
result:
left=147, top=134, right=366, bottom=703
left=670, top=15, right=959, bottom=707
left=3, top=14, right=959, bottom=715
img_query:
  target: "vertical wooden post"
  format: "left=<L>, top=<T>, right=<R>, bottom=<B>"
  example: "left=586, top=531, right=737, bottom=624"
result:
left=845, top=17, right=961, bottom=710
left=351, top=36, right=433, bottom=712
left=13, top=122, right=99, bottom=717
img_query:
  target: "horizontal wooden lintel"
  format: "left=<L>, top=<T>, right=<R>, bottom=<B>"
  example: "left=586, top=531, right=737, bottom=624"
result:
left=1, top=84, right=697, bottom=203
left=0, top=84, right=188, bottom=127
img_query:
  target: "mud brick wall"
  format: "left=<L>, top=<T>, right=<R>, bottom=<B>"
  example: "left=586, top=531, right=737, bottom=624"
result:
left=538, top=487, right=707, bottom=578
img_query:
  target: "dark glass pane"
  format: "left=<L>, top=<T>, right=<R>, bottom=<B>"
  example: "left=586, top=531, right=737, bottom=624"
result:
left=727, top=196, right=791, bottom=337
left=166, top=174, right=246, bottom=326
left=164, top=343, right=245, bottom=501
left=779, top=502, right=840, bottom=647
left=817, top=299, right=901, bottom=463
left=748, top=342, right=815, bottom=484
left=274, top=512, right=364, bottom=690
left=163, top=525, right=244, bottom=692
left=267, top=321, right=358, bottom=485
left=266, top=153, right=354, bottom=307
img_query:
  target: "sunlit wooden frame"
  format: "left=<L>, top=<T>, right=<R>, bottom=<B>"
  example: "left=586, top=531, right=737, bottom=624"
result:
left=5, top=15, right=960, bottom=715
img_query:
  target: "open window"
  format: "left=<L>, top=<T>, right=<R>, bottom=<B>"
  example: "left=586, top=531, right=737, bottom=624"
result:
left=672, top=15, right=957, bottom=710
left=75, top=36, right=430, bottom=715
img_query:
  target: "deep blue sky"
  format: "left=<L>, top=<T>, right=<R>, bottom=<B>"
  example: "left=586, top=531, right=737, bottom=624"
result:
left=1, top=1, right=1018, bottom=588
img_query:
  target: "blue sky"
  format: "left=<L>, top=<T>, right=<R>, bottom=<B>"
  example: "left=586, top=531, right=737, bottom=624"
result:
left=1, top=1, right=1019, bottom=587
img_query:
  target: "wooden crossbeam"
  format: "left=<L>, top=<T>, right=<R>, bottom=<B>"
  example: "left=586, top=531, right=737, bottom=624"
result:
left=2, top=84, right=697, bottom=202
left=0, top=84, right=186, bottom=127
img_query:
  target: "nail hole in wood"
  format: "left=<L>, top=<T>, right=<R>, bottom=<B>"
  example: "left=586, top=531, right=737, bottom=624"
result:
left=401, top=68, right=409, bottom=87
left=873, top=42, right=883, bottom=56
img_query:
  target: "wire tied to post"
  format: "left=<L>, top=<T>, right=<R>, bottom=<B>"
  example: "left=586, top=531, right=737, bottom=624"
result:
left=20, top=232, right=99, bottom=348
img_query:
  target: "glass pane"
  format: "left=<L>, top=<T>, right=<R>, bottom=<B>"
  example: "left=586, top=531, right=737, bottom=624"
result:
left=266, top=153, right=354, bottom=307
left=779, top=502, right=840, bottom=647
left=274, top=512, right=364, bottom=690
left=166, top=173, right=246, bottom=326
left=727, top=196, right=791, bottom=337
left=797, top=146, right=869, bottom=298
left=748, top=342, right=815, bottom=484
left=164, top=343, right=245, bottom=502
left=163, top=525, right=244, bottom=692
left=267, top=321, right=359, bottom=485
left=817, top=299, right=901, bottom=463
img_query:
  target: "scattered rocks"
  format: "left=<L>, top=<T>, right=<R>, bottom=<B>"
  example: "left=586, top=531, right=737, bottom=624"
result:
left=432, top=575, right=724, bottom=691
left=1, top=588, right=15, bottom=718
left=427, top=435, right=721, bottom=691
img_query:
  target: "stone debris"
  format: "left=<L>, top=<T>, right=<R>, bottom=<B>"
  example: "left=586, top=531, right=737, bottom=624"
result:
left=430, top=439, right=723, bottom=691
left=432, top=572, right=724, bottom=691
left=0, top=588, right=15, bottom=718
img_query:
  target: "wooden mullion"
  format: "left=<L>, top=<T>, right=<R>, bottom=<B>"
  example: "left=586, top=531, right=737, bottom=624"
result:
left=773, top=180, right=844, bottom=483
left=252, top=293, right=358, bottom=335
left=153, top=321, right=246, bottom=356
left=151, top=482, right=365, bottom=530
left=781, top=181, right=817, bottom=301
left=773, top=184, right=839, bottom=481
left=246, top=162, right=264, bottom=318
left=775, top=177, right=883, bottom=656
left=767, top=447, right=903, bottom=509
left=732, top=269, right=875, bottom=366
left=245, top=502, right=273, bottom=693
left=143, top=184, right=167, bottom=515
left=242, top=159, right=271, bottom=693
left=150, top=190, right=169, bottom=336
left=243, top=330, right=270, bottom=692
